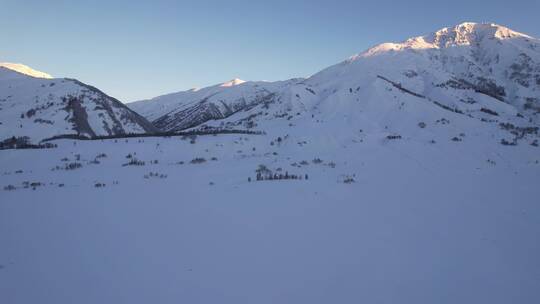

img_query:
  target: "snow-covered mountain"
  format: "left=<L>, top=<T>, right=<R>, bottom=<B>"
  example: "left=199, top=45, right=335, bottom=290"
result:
left=130, top=22, right=540, bottom=146
left=129, top=78, right=304, bottom=131
left=306, top=22, right=540, bottom=123
left=0, top=62, right=53, bottom=79
left=3, top=22, right=540, bottom=304
left=0, top=66, right=158, bottom=143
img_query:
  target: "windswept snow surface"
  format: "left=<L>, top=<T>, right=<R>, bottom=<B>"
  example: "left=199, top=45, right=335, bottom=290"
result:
left=1, top=22, right=540, bottom=304
left=0, top=131, right=539, bottom=304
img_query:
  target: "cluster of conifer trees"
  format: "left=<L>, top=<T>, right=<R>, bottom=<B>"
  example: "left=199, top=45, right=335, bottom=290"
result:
left=253, top=172, right=308, bottom=181
left=249, top=165, right=308, bottom=182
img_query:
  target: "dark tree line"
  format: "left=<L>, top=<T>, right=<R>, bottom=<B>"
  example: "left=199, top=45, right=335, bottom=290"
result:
left=41, top=128, right=265, bottom=143
left=0, top=136, right=57, bottom=150
left=253, top=171, right=308, bottom=182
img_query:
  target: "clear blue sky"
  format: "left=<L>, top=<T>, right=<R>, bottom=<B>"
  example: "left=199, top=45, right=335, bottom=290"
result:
left=2, top=0, right=539, bottom=102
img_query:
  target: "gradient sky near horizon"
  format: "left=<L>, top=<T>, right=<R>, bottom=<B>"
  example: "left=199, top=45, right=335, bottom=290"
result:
left=2, top=0, right=539, bottom=102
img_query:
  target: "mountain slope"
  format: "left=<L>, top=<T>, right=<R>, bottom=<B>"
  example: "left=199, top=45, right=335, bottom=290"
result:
left=0, top=67, right=157, bottom=143
left=129, top=78, right=304, bottom=131
left=307, top=22, right=540, bottom=122
left=130, top=22, right=540, bottom=148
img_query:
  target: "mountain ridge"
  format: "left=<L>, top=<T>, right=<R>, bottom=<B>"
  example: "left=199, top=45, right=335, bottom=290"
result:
left=129, top=22, right=540, bottom=141
left=0, top=67, right=158, bottom=143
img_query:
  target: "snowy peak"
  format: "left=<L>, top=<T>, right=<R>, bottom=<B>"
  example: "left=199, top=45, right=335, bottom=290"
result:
left=355, top=22, right=536, bottom=59
left=220, top=78, right=246, bottom=87
left=194, top=78, right=254, bottom=91
left=0, top=62, right=53, bottom=79
left=427, top=22, right=532, bottom=48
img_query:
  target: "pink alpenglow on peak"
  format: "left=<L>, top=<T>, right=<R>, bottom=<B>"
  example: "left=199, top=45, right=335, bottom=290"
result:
left=220, top=78, right=246, bottom=87
left=0, top=62, right=53, bottom=79
left=348, top=22, right=536, bottom=61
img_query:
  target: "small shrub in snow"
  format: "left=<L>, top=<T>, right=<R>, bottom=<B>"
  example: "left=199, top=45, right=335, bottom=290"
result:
left=21, top=181, right=43, bottom=190
left=451, top=137, right=462, bottom=142
left=255, top=170, right=306, bottom=182
left=418, top=122, right=426, bottom=128
left=500, top=139, right=517, bottom=146
left=144, top=172, right=167, bottom=179
left=256, top=165, right=272, bottom=175
left=65, top=162, right=83, bottom=170
left=4, top=185, right=16, bottom=191
left=339, top=174, right=356, bottom=184
left=122, top=159, right=145, bottom=166
left=94, top=183, right=106, bottom=188
left=190, top=158, right=206, bottom=164
left=480, top=108, right=499, bottom=116
left=436, top=118, right=450, bottom=125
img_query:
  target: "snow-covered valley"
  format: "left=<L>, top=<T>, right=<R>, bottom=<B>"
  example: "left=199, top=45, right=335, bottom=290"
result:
left=1, top=126, right=539, bottom=303
left=1, top=22, right=540, bottom=304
